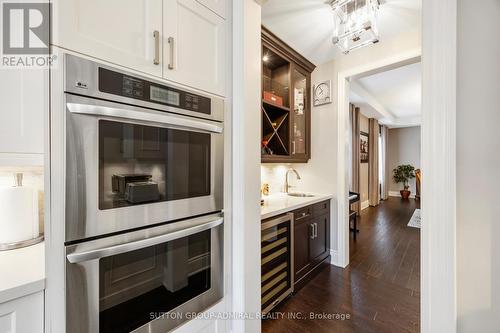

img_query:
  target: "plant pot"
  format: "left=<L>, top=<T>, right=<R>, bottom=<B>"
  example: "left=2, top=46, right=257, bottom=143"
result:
left=400, top=190, right=411, bottom=199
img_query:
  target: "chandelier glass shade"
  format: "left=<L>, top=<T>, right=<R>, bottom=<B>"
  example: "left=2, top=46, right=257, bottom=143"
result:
left=329, top=0, right=380, bottom=54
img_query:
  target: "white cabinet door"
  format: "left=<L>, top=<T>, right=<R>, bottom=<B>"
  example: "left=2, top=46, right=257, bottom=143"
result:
left=163, top=0, right=226, bottom=96
left=0, top=68, right=46, bottom=158
left=0, top=292, right=44, bottom=333
left=52, top=0, right=162, bottom=77
left=196, top=0, right=226, bottom=18
left=171, top=301, right=226, bottom=333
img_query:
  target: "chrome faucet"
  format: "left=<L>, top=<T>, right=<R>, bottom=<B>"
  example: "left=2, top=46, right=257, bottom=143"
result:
left=285, top=168, right=301, bottom=193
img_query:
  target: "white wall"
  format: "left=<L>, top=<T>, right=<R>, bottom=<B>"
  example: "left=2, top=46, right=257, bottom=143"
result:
left=456, top=0, right=500, bottom=331
left=387, top=126, right=421, bottom=193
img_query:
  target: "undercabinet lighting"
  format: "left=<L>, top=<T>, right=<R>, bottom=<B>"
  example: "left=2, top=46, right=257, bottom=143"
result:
left=329, top=0, right=380, bottom=54
left=262, top=54, right=269, bottom=62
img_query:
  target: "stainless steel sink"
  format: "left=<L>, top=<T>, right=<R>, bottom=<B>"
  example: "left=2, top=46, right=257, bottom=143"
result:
left=287, top=192, right=315, bottom=197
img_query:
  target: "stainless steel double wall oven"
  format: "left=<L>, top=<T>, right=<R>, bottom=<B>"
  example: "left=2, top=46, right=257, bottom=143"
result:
left=63, top=55, right=224, bottom=333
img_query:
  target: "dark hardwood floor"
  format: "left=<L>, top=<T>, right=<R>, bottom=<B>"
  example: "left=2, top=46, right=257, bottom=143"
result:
left=262, top=197, right=420, bottom=333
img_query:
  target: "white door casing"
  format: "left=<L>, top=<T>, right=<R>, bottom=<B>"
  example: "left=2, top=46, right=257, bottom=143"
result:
left=421, top=0, right=457, bottom=332
left=335, top=1, right=458, bottom=331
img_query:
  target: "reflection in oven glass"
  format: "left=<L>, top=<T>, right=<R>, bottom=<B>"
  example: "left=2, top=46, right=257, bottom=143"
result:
left=99, top=120, right=211, bottom=210
left=99, top=230, right=211, bottom=333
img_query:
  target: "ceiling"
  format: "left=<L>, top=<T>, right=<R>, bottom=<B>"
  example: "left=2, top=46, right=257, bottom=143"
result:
left=262, top=0, right=422, bottom=65
left=350, top=61, right=421, bottom=127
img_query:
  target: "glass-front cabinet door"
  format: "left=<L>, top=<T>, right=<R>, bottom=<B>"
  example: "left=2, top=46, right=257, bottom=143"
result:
left=290, top=65, right=310, bottom=161
left=261, top=27, right=315, bottom=163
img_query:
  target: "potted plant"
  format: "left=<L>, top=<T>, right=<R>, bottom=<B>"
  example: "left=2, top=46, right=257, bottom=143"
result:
left=393, top=164, right=416, bottom=199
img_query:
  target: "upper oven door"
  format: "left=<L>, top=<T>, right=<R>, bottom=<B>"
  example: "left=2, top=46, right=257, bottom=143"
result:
left=65, top=94, right=224, bottom=242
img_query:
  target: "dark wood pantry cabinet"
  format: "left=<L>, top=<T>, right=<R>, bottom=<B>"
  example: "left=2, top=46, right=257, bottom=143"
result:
left=261, top=26, right=316, bottom=163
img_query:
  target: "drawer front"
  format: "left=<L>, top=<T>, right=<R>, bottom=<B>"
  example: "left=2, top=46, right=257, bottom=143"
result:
left=313, top=200, right=330, bottom=217
left=293, top=206, right=312, bottom=222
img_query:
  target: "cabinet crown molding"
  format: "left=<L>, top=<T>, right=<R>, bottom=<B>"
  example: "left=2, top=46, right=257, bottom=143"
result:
left=261, top=26, right=316, bottom=73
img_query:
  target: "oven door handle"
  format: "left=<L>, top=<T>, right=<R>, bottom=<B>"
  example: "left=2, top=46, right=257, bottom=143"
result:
left=66, top=102, right=223, bottom=134
left=66, top=217, right=223, bottom=264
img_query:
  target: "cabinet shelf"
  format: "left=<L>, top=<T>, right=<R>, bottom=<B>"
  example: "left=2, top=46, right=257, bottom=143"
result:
left=262, top=100, right=290, bottom=113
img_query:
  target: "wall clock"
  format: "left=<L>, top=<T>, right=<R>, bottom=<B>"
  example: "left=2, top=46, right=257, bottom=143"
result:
left=313, top=80, right=332, bottom=106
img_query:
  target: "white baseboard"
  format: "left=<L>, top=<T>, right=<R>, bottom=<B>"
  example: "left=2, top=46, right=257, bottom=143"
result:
left=361, top=200, right=369, bottom=210
left=330, top=249, right=345, bottom=267
left=388, top=190, right=416, bottom=199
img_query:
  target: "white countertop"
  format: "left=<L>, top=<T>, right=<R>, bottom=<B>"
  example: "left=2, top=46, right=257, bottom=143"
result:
left=0, top=242, right=45, bottom=304
left=261, top=192, right=333, bottom=220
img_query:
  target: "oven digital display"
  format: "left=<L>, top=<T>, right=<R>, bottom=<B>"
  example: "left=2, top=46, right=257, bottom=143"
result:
left=98, top=67, right=211, bottom=114
left=150, top=86, right=180, bottom=106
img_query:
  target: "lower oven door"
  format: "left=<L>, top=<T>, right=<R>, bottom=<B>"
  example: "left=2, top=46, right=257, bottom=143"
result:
left=65, top=214, right=223, bottom=333
left=65, top=93, right=224, bottom=242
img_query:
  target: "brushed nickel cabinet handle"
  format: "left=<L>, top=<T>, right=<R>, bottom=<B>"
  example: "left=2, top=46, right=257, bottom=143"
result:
left=314, top=223, right=318, bottom=238
left=310, top=224, right=314, bottom=239
left=168, top=36, right=175, bottom=70
left=153, top=30, right=160, bottom=65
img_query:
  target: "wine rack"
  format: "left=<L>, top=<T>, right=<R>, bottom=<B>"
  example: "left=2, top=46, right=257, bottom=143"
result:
left=261, top=213, right=294, bottom=314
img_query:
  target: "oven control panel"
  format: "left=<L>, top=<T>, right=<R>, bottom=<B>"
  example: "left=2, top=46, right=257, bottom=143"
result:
left=98, top=67, right=211, bottom=115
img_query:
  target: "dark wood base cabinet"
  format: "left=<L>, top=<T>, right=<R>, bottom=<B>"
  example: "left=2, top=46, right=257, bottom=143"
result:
left=260, top=200, right=331, bottom=312
left=293, top=200, right=330, bottom=289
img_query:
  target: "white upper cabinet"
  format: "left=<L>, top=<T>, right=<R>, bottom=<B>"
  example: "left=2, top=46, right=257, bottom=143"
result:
left=163, top=0, right=226, bottom=96
left=0, top=68, right=46, bottom=162
left=196, top=0, right=226, bottom=18
left=52, top=0, right=163, bottom=77
left=52, top=0, right=226, bottom=96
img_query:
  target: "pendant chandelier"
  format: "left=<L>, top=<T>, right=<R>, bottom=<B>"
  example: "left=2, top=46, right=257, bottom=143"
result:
left=329, top=0, right=380, bottom=54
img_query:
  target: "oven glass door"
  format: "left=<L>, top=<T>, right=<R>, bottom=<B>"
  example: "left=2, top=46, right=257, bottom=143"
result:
left=99, top=120, right=211, bottom=210
left=98, top=229, right=211, bottom=333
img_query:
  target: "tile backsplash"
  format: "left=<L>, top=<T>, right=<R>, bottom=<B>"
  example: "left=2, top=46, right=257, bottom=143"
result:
left=261, top=164, right=303, bottom=195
